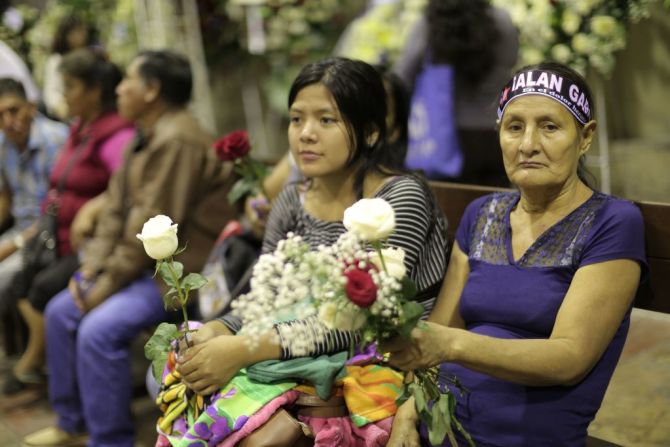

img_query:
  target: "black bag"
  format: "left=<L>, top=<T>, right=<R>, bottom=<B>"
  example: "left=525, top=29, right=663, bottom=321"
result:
left=20, top=136, right=88, bottom=271
left=198, top=222, right=261, bottom=320
left=22, top=203, right=58, bottom=271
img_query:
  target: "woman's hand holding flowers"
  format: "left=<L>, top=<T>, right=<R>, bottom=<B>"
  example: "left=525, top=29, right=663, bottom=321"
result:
left=383, top=322, right=451, bottom=371
left=177, top=334, right=248, bottom=395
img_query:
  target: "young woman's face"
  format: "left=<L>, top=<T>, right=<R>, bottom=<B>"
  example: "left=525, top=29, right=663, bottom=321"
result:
left=288, top=83, right=353, bottom=179
left=63, top=74, right=100, bottom=120
left=499, top=95, right=594, bottom=190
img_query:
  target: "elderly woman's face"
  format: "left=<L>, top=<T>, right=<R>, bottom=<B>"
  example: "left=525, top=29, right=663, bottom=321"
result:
left=499, top=95, right=593, bottom=189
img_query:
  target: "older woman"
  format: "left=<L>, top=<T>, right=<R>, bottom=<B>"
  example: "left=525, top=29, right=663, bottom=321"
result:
left=385, top=62, right=646, bottom=446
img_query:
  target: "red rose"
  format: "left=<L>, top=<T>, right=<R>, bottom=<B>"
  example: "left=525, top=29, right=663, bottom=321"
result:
left=213, top=130, right=251, bottom=161
left=344, top=267, right=377, bottom=308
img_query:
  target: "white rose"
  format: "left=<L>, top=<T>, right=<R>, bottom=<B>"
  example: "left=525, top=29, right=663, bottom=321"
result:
left=334, top=306, right=368, bottom=331
left=369, top=248, right=406, bottom=279
left=319, top=302, right=367, bottom=331
left=136, top=215, right=179, bottom=260
left=343, top=198, right=395, bottom=241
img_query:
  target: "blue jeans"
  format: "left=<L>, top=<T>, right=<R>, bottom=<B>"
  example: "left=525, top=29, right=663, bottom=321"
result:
left=45, top=275, right=169, bottom=447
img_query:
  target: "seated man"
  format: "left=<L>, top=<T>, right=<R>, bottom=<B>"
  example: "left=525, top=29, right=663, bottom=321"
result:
left=23, top=50, right=237, bottom=447
left=0, top=78, right=68, bottom=305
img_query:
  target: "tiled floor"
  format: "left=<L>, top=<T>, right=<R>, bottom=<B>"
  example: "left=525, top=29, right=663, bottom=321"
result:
left=1, top=309, right=669, bottom=447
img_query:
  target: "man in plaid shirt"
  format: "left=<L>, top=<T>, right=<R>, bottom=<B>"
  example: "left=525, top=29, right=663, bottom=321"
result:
left=0, top=78, right=68, bottom=300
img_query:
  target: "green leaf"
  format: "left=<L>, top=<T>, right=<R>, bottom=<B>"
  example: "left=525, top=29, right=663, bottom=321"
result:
left=400, top=276, right=417, bottom=299
left=428, top=394, right=450, bottom=446
left=412, top=383, right=430, bottom=423
left=162, top=287, right=178, bottom=310
left=172, top=262, right=184, bottom=279
left=159, top=265, right=177, bottom=288
left=144, top=322, right=179, bottom=383
left=227, top=178, right=257, bottom=204
left=182, top=273, right=208, bottom=291
left=395, top=384, right=412, bottom=408
left=249, top=158, right=270, bottom=180
left=397, top=301, right=424, bottom=339
left=158, top=262, right=183, bottom=288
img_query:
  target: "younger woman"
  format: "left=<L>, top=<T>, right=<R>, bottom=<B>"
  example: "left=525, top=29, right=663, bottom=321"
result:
left=176, top=57, right=449, bottom=445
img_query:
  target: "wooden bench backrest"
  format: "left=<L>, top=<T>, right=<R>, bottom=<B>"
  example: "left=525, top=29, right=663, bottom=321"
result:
left=429, top=181, right=670, bottom=315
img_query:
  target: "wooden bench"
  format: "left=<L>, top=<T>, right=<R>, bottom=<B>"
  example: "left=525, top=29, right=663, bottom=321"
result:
left=428, top=181, right=670, bottom=447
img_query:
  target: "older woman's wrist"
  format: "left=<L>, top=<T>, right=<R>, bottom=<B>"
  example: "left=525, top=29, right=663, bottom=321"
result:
left=439, top=326, right=461, bottom=364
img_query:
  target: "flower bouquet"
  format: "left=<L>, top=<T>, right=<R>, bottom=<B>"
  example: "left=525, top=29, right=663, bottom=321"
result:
left=137, top=215, right=209, bottom=431
left=232, top=198, right=472, bottom=446
left=213, top=129, right=269, bottom=204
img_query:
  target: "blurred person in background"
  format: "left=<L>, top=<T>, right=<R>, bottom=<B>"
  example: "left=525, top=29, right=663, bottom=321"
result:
left=2, top=48, right=133, bottom=396
left=396, top=0, right=518, bottom=186
left=22, top=50, right=236, bottom=447
left=0, top=78, right=67, bottom=309
left=0, top=39, right=40, bottom=103
left=42, top=14, right=98, bottom=120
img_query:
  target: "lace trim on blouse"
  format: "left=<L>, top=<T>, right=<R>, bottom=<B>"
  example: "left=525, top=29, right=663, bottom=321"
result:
left=469, top=191, right=608, bottom=267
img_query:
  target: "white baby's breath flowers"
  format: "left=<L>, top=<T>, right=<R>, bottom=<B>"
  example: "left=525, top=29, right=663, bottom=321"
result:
left=136, top=215, right=178, bottom=260
left=233, top=224, right=414, bottom=355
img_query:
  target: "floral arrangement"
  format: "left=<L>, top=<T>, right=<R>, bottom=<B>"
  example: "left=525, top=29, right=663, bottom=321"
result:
left=493, top=0, right=663, bottom=77
left=222, top=0, right=364, bottom=112
left=213, top=129, right=269, bottom=203
left=26, top=0, right=137, bottom=87
left=336, top=0, right=426, bottom=66
left=232, top=198, right=472, bottom=446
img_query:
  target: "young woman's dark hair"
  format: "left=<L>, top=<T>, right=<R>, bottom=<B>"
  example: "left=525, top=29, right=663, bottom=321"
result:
left=428, top=0, right=498, bottom=86
left=59, top=48, right=122, bottom=111
left=288, top=57, right=389, bottom=199
left=51, top=15, right=97, bottom=55
left=508, top=61, right=597, bottom=188
left=135, top=50, right=192, bottom=107
left=377, top=68, right=410, bottom=170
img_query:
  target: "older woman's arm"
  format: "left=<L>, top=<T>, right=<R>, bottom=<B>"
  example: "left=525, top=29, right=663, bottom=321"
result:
left=427, top=242, right=469, bottom=329
left=387, top=257, right=641, bottom=387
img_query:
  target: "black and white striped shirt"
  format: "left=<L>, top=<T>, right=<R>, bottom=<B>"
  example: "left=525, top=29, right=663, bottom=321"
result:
left=219, top=175, right=449, bottom=358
